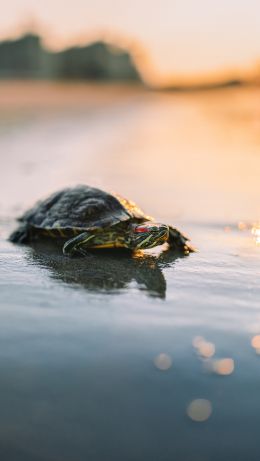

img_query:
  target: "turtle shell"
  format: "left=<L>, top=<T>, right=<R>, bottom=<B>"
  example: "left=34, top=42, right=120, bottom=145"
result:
left=19, top=185, right=149, bottom=232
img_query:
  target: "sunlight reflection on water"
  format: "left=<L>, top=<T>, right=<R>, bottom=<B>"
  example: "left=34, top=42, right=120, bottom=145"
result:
left=252, top=224, right=260, bottom=246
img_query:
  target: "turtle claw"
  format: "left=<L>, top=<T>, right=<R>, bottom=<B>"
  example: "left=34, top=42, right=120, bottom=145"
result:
left=63, top=246, right=93, bottom=258
left=168, top=226, right=196, bottom=254
left=76, top=248, right=93, bottom=258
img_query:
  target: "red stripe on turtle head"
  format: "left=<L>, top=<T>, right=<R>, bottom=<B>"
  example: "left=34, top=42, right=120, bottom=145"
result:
left=134, top=225, right=150, bottom=233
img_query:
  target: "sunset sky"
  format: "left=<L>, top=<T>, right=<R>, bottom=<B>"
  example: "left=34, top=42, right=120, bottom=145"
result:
left=1, top=0, right=260, bottom=84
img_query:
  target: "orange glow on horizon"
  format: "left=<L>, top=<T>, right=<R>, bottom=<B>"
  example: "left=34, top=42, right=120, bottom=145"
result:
left=1, top=0, right=260, bottom=88
left=0, top=25, right=259, bottom=88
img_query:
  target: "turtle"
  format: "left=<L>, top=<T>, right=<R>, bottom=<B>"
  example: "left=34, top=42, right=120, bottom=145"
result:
left=9, top=185, right=194, bottom=256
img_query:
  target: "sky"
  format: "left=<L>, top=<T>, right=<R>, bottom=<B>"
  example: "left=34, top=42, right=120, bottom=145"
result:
left=1, top=0, right=260, bottom=84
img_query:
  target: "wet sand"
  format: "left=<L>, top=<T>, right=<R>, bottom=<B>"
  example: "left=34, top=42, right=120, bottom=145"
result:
left=0, top=82, right=260, bottom=461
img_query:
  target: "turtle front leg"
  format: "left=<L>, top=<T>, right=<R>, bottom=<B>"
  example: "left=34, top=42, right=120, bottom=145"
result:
left=63, top=232, right=95, bottom=256
left=168, top=226, right=195, bottom=254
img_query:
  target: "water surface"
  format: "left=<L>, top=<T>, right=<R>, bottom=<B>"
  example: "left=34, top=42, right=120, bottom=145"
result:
left=0, top=83, right=260, bottom=461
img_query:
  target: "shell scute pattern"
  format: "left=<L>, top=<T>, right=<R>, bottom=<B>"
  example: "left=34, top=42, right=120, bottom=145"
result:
left=19, top=186, right=136, bottom=231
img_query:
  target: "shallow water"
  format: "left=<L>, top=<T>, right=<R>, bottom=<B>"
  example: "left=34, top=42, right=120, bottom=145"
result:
left=0, top=83, right=260, bottom=460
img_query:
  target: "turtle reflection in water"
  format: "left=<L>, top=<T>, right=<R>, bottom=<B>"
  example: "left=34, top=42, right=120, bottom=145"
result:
left=10, top=185, right=194, bottom=256
left=27, top=240, right=185, bottom=298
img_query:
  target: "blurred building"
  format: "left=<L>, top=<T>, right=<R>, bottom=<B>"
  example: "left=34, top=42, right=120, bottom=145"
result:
left=0, top=33, right=141, bottom=82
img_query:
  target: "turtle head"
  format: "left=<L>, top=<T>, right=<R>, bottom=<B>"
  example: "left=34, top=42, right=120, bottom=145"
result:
left=129, top=222, right=169, bottom=250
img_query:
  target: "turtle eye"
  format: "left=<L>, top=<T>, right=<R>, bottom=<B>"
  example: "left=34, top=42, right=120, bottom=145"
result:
left=135, top=226, right=150, bottom=233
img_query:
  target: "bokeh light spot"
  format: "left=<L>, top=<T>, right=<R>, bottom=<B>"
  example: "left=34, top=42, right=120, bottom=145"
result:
left=192, top=336, right=205, bottom=348
left=252, top=224, right=260, bottom=246
left=213, top=358, right=234, bottom=375
left=238, top=221, right=247, bottom=231
left=187, top=399, right=212, bottom=422
left=192, top=336, right=215, bottom=358
left=154, top=353, right=172, bottom=371
left=251, top=335, right=260, bottom=349
left=203, top=358, right=234, bottom=375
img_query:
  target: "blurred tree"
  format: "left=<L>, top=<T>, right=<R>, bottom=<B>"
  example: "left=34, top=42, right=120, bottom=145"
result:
left=0, top=33, right=141, bottom=82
